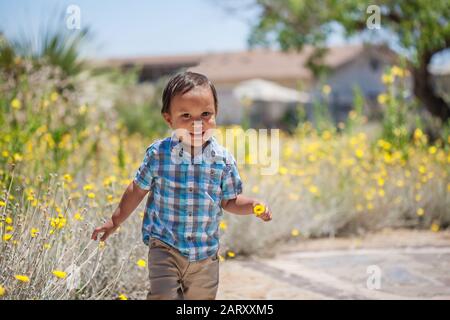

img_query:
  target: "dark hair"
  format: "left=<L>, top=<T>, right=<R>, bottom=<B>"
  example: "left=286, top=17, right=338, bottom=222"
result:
left=161, top=71, right=218, bottom=114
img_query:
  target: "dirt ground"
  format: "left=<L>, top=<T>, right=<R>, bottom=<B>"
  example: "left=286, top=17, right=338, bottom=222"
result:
left=216, top=228, right=450, bottom=299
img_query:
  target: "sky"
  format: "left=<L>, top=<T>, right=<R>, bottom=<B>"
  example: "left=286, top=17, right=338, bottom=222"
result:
left=5, top=0, right=446, bottom=67
left=0, top=0, right=261, bottom=58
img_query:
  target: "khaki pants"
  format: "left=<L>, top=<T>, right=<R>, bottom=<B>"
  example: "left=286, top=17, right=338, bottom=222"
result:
left=146, top=237, right=219, bottom=300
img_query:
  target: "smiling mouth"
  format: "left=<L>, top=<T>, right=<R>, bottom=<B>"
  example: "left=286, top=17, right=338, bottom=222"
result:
left=190, top=132, right=205, bottom=137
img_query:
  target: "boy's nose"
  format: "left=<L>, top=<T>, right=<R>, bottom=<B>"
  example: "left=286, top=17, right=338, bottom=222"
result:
left=192, top=120, right=204, bottom=129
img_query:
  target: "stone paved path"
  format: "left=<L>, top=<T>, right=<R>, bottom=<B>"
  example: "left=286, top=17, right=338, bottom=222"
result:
left=216, top=229, right=450, bottom=299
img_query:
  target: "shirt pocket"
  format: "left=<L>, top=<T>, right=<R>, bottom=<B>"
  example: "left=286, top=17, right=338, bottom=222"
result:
left=206, top=167, right=222, bottom=185
left=202, top=163, right=226, bottom=206
left=203, top=160, right=226, bottom=187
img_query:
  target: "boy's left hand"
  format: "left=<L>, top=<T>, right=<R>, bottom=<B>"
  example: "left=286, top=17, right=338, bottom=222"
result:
left=253, top=202, right=272, bottom=222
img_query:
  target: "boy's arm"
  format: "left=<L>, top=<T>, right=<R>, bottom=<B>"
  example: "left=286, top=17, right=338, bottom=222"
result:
left=91, top=181, right=148, bottom=241
left=221, top=194, right=272, bottom=221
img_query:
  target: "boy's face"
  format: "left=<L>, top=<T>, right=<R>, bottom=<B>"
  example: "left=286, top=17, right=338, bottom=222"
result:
left=163, top=85, right=217, bottom=148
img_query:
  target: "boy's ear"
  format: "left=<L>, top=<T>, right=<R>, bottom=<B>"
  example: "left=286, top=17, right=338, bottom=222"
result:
left=162, top=112, right=172, bottom=127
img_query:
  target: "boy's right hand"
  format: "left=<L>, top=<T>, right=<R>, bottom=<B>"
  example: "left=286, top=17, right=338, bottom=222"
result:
left=91, top=219, right=119, bottom=242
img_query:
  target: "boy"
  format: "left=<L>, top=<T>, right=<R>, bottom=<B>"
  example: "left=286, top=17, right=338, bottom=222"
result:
left=91, top=71, right=272, bottom=300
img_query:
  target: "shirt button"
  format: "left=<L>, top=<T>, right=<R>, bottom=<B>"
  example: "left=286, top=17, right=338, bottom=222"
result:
left=188, top=187, right=193, bottom=192
left=187, top=236, right=192, bottom=241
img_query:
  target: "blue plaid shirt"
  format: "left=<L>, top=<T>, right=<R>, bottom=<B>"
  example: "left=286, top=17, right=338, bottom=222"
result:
left=133, top=134, right=243, bottom=262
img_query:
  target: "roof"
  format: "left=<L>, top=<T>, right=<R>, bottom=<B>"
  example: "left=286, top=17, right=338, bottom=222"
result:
left=96, top=44, right=397, bottom=83
left=189, top=44, right=394, bottom=83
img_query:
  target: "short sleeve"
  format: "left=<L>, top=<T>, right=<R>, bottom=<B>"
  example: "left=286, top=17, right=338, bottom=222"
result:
left=221, top=153, right=243, bottom=200
left=133, top=144, right=157, bottom=191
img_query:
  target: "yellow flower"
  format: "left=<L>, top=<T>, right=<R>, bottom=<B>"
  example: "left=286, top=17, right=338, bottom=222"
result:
left=218, top=254, right=225, bottom=262
left=136, top=259, right=146, bottom=268
left=278, top=167, right=288, bottom=175
left=383, top=153, right=393, bottom=163
left=13, top=153, right=23, bottom=162
left=245, top=153, right=253, bottom=164
left=377, top=94, right=388, bottom=104
left=308, top=185, right=319, bottom=195
left=0, top=285, right=5, bottom=297
left=50, top=216, right=67, bottom=229
left=391, top=65, right=407, bottom=78
left=52, top=270, right=67, bottom=279
left=103, top=176, right=117, bottom=187
left=416, top=208, right=425, bottom=217
left=3, top=234, right=12, bottom=241
left=414, top=128, right=423, bottom=140
left=227, top=251, right=236, bottom=258
left=348, top=110, right=357, bottom=120
left=63, top=174, right=73, bottom=183
left=6, top=226, right=13, bottom=232
left=118, top=294, right=128, bottom=300
left=74, top=213, right=84, bottom=221
left=99, top=241, right=106, bottom=249
left=11, top=98, right=22, bottom=109
left=321, top=130, right=332, bottom=140
left=428, top=146, right=437, bottom=155
left=44, top=243, right=52, bottom=250
left=291, top=229, right=300, bottom=237
left=83, top=184, right=94, bottom=191
left=0, top=201, right=6, bottom=207
left=219, top=221, right=227, bottom=230
left=87, top=192, right=95, bottom=199
left=382, top=73, right=394, bottom=84
left=322, top=84, right=332, bottom=95
left=79, top=104, right=88, bottom=115
left=1, top=150, right=9, bottom=158
left=253, top=204, right=265, bottom=216
left=355, top=149, right=364, bottom=159
left=377, top=139, right=391, bottom=150
left=41, top=99, right=49, bottom=108
left=430, top=223, right=440, bottom=233
left=107, top=194, right=114, bottom=202
left=14, top=275, right=30, bottom=283
left=50, top=91, right=59, bottom=102
left=31, top=228, right=39, bottom=238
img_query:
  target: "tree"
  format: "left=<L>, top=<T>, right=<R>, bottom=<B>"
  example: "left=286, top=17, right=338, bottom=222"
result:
left=245, top=0, right=450, bottom=122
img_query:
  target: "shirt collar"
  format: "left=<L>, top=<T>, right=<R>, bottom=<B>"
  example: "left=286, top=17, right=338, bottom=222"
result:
left=169, top=132, right=222, bottom=164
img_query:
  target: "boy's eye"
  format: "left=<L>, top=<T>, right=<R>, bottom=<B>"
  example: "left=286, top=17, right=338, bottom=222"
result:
left=181, top=113, right=190, bottom=119
left=201, top=112, right=211, bottom=117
